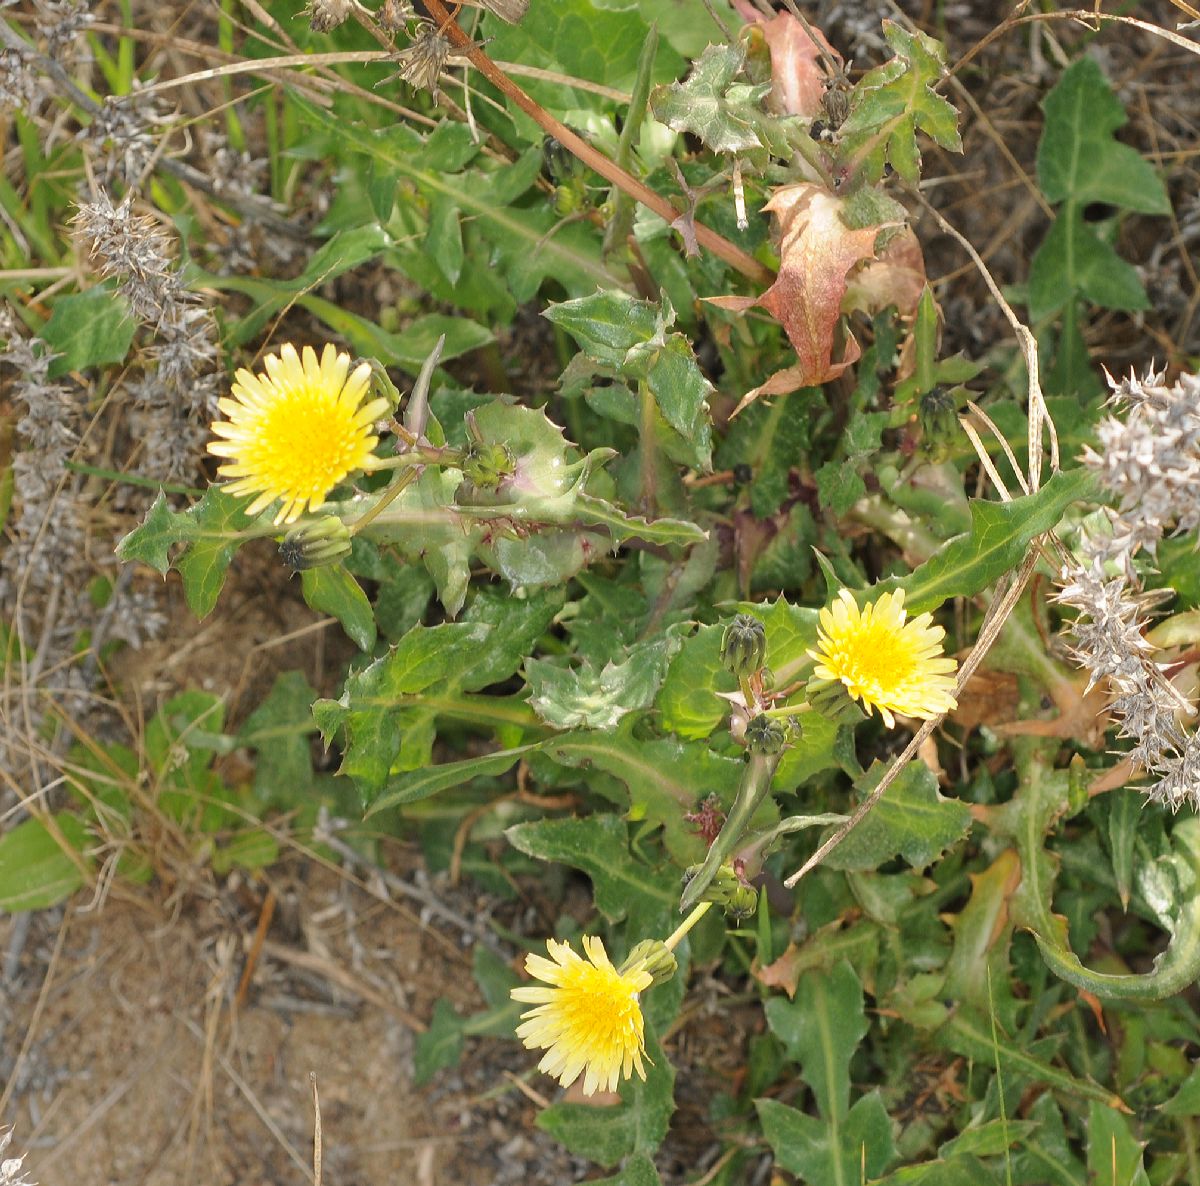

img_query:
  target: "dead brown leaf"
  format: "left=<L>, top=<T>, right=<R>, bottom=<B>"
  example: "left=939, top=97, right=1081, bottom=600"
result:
left=753, top=12, right=842, bottom=118
left=708, top=183, right=882, bottom=413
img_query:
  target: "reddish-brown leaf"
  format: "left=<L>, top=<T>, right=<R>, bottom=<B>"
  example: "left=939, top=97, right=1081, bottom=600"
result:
left=709, top=184, right=880, bottom=413
left=843, top=225, right=927, bottom=317
left=756, top=12, right=842, bottom=118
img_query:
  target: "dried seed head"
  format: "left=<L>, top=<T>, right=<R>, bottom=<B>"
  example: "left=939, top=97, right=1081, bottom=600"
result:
left=381, top=24, right=452, bottom=96
left=377, top=0, right=415, bottom=30
left=305, top=0, right=355, bottom=32
left=0, top=47, right=38, bottom=113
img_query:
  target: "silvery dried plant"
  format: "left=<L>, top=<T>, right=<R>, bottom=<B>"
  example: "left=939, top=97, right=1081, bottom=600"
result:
left=0, top=1128, right=35, bottom=1186
left=74, top=190, right=220, bottom=480
left=1057, top=367, right=1200, bottom=810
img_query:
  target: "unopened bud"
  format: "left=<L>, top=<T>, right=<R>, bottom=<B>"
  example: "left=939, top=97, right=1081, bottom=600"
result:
left=620, top=939, right=677, bottom=987
left=682, top=862, right=758, bottom=921
left=461, top=440, right=515, bottom=490
left=279, top=515, right=352, bottom=571
left=721, top=613, right=767, bottom=679
left=745, top=713, right=787, bottom=756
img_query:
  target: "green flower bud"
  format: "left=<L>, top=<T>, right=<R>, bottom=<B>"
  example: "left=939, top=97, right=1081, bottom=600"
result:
left=620, top=939, right=678, bottom=987
left=279, top=515, right=352, bottom=571
left=682, top=862, right=758, bottom=922
left=461, top=440, right=515, bottom=490
left=745, top=713, right=787, bottom=756
left=721, top=613, right=767, bottom=679
left=725, top=883, right=759, bottom=923
left=805, top=675, right=865, bottom=725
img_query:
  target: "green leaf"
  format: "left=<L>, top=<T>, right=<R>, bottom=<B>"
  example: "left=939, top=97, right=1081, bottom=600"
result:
left=1036, top=58, right=1170, bottom=213
left=543, top=725, right=747, bottom=864
left=877, top=1157, right=1002, bottom=1186
left=366, top=740, right=541, bottom=815
left=1100, top=791, right=1140, bottom=910
left=1163, top=1064, right=1200, bottom=1117
left=536, top=1029, right=674, bottom=1167
left=1028, top=57, right=1167, bottom=322
left=657, top=624, right=733, bottom=740
left=840, top=21, right=961, bottom=183
left=1086, top=1102, right=1148, bottom=1186
left=716, top=389, right=815, bottom=517
left=505, top=814, right=677, bottom=937
left=239, top=671, right=319, bottom=803
left=822, top=761, right=971, bottom=872
left=757, top=1091, right=897, bottom=1185
left=545, top=291, right=661, bottom=367
left=940, top=1009, right=1125, bottom=1108
left=526, top=632, right=684, bottom=731
left=303, top=101, right=624, bottom=298
left=573, top=495, right=707, bottom=548
left=586, top=1152, right=661, bottom=1186
left=816, top=458, right=867, bottom=516
left=41, top=287, right=136, bottom=377
left=312, top=621, right=492, bottom=802
left=1028, top=216, right=1149, bottom=320
left=301, top=564, right=376, bottom=651
left=897, top=468, right=1097, bottom=613
left=765, top=961, right=866, bottom=1118
left=938, top=1118, right=1038, bottom=1160
left=426, top=194, right=464, bottom=286
left=1010, top=1094, right=1086, bottom=1186
left=460, top=585, right=566, bottom=689
left=211, top=828, right=280, bottom=874
left=1031, top=814, right=1200, bottom=1001
left=116, top=492, right=190, bottom=574
left=651, top=43, right=776, bottom=155
left=0, top=813, right=90, bottom=911
left=414, top=998, right=464, bottom=1085
left=547, top=293, right=714, bottom=469
left=484, top=0, right=684, bottom=99
left=176, top=489, right=264, bottom=617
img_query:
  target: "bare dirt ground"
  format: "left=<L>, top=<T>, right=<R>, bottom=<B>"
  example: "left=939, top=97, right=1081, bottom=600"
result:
left=2, top=863, right=489, bottom=1184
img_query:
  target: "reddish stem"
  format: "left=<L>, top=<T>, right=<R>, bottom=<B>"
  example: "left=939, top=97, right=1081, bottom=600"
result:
left=423, top=0, right=775, bottom=286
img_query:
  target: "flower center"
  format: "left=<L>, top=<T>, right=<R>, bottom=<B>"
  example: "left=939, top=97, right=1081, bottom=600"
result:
left=250, top=386, right=366, bottom=500
left=561, top=966, right=643, bottom=1047
left=831, top=619, right=919, bottom=695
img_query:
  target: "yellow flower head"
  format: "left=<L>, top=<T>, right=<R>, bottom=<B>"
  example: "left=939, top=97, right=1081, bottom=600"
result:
left=208, top=343, right=389, bottom=525
left=811, top=588, right=958, bottom=727
left=512, top=935, right=652, bottom=1097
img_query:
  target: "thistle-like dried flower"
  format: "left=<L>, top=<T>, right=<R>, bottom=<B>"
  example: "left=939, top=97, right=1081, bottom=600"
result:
left=1056, top=366, right=1200, bottom=810
left=37, top=0, right=93, bottom=56
left=0, top=46, right=38, bottom=112
left=74, top=191, right=221, bottom=436
left=0, top=1127, right=36, bottom=1186
left=305, top=0, right=356, bottom=31
left=380, top=23, right=452, bottom=96
left=74, top=192, right=181, bottom=324
left=82, top=89, right=169, bottom=186
left=1057, top=560, right=1200, bottom=810
left=377, top=0, right=415, bottom=31
left=1081, top=367, right=1200, bottom=572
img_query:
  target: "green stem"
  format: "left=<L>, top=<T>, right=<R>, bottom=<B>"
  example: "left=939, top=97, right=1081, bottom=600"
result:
left=347, top=467, right=420, bottom=534
left=419, top=0, right=774, bottom=285
left=663, top=901, right=712, bottom=951
left=761, top=701, right=813, bottom=721
left=638, top=379, right=659, bottom=515
left=679, top=748, right=781, bottom=912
